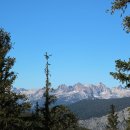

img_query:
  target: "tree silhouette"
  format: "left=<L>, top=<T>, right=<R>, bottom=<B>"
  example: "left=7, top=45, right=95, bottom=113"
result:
left=109, top=0, right=130, bottom=33
left=0, top=28, right=30, bottom=130
left=110, top=59, right=130, bottom=88
left=42, top=52, right=78, bottom=130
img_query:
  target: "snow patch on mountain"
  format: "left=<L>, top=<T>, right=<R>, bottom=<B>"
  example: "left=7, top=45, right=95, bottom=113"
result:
left=12, top=82, right=130, bottom=106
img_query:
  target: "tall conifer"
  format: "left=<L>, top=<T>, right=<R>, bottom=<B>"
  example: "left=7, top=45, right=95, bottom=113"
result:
left=43, top=52, right=56, bottom=130
left=107, top=104, right=118, bottom=130
left=42, top=52, right=78, bottom=130
left=0, top=28, right=30, bottom=130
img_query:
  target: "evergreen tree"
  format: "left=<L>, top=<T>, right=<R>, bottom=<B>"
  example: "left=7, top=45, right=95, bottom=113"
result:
left=29, top=102, right=43, bottom=129
left=0, top=28, right=30, bottom=130
left=44, top=52, right=51, bottom=130
left=42, top=52, right=78, bottom=130
left=35, top=101, right=40, bottom=118
left=109, top=0, right=130, bottom=33
left=110, top=57, right=130, bottom=130
left=110, top=59, right=130, bottom=88
left=50, top=105, right=78, bottom=130
left=43, top=52, right=56, bottom=130
left=107, top=104, right=118, bottom=130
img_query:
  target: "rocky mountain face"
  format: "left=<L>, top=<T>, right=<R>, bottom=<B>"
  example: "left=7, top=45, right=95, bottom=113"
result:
left=13, top=82, right=130, bottom=107
left=79, top=107, right=130, bottom=130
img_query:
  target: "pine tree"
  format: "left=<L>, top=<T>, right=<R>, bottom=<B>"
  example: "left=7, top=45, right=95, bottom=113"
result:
left=109, top=0, right=130, bottom=33
left=110, top=59, right=130, bottom=88
left=43, top=52, right=56, bottom=130
left=107, top=104, right=118, bottom=130
left=50, top=105, right=78, bottom=130
left=31, top=101, right=43, bottom=129
left=0, top=28, right=30, bottom=130
left=42, top=52, right=78, bottom=130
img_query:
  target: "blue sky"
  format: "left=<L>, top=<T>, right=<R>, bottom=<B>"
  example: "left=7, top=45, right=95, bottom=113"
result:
left=0, top=0, right=130, bottom=89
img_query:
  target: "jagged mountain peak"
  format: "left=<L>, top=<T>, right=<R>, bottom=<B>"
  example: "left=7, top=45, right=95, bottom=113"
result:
left=12, top=87, right=27, bottom=93
left=57, top=84, right=68, bottom=90
left=113, top=85, right=124, bottom=90
left=74, top=82, right=84, bottom=87
left=13, top=83, right=130, bottom=106
left=97, top=82, right=107, bottom=87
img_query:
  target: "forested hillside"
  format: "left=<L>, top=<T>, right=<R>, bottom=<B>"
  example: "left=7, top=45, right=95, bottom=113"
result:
left=69, top=97, right=130, bottom=119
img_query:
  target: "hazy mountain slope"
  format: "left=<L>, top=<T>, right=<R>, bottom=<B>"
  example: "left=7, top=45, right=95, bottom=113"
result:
left=68, top=97, right=130, bottom=119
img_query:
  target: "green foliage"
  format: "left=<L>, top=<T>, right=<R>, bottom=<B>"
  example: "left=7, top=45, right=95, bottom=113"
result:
left=110, top=0, right=130, bottom=33
left=42, top=52, right=56, bottom=130
left=0, top=28, right=31, bottom=130
left=110, top=58, right=130, bottom=129
left=50, top=105, right=78, bottom=130
left=110, top=59, right=130, bottom=88
left=106, top=104, right=118, bottom=130
left=40, top=52, right=78, bottom=130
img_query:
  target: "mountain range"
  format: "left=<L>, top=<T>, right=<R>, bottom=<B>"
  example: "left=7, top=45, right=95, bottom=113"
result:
left=12, top=82, right=130, bottom=130
left=13, top=82, right=130, bottom=107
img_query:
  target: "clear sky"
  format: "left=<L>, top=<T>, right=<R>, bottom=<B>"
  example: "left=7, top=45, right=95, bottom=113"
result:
left=0, top=0, right=130, bottom=89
